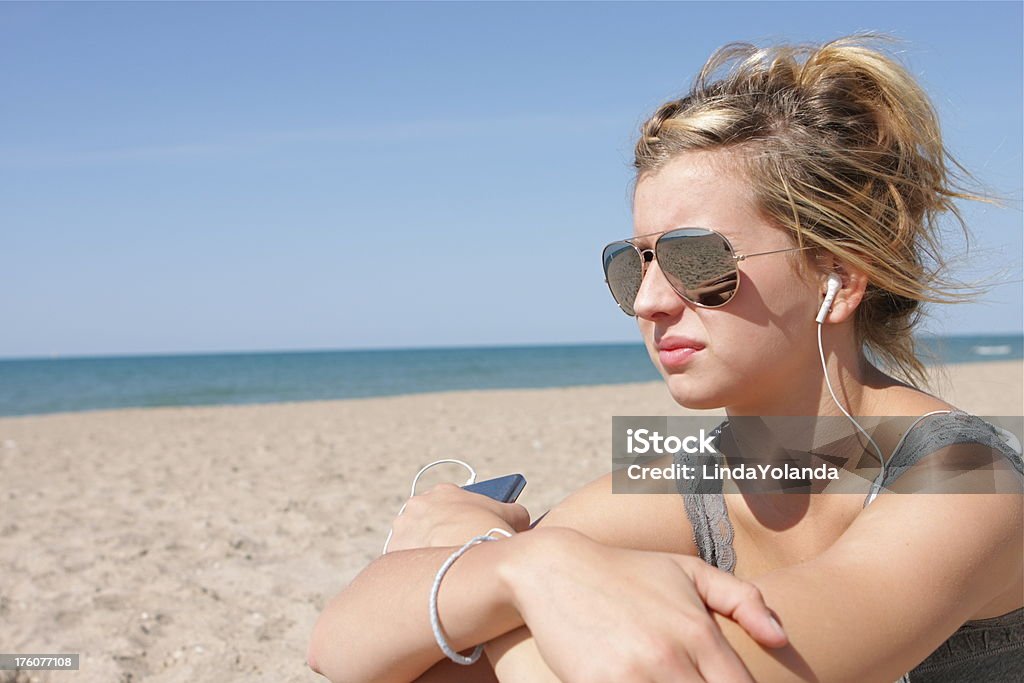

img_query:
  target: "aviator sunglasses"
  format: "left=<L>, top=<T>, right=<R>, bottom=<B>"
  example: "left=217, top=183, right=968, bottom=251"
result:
left=601, top=227, right=813, bottom=316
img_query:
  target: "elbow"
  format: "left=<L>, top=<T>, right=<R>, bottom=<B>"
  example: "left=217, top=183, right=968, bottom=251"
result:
left=307, top=620, right=385, bottom=683
left=306, top=636, right=322, bottom=676
left=306, top=627, right=329, bottom=679
left=307, top=622, right=356, bottom=683
left=305, top=642, right=356, bottom=683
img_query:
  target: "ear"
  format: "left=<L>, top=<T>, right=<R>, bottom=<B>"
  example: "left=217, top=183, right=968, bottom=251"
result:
left=821, top=263, right=868, bottom=324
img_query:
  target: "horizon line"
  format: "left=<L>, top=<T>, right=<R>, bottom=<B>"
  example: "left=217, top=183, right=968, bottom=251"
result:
left=1, top=332, right=1021, bottom=363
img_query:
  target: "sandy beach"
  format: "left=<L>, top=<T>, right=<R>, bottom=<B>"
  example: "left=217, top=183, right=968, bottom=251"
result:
left=0, top=360, right=1020, bottom=683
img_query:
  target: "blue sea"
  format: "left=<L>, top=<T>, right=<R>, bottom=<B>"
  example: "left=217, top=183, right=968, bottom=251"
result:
left=0, top=335, right=1019, bottom=417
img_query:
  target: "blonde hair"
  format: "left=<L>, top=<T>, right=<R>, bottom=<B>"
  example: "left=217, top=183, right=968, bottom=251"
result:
left=633, top=34, right=989, bottom=387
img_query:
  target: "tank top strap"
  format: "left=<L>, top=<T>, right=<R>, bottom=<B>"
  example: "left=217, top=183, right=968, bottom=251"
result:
left=871, top=410, right=1024, bottom=504
left=674, top=421, right=735, bottom=573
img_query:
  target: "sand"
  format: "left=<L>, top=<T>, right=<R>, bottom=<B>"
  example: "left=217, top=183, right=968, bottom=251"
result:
left=0, top=360, right=1020, bottom=683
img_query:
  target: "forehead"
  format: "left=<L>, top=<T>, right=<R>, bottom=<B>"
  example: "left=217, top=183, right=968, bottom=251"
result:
left=632, top=151, right=768, bottom=247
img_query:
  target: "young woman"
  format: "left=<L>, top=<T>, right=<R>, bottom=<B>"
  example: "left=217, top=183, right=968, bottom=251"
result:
left=308, top=36, right=1023, bottom=683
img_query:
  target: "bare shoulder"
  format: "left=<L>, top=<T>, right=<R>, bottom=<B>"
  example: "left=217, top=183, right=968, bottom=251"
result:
left=868, top=368, right=970, bottom=417
left=862, top=381, right=961, bottom=450
left=715, top=487, right=1023, bottom=682
left=872, top=379, right=959, bottom=415
left=866, top=384, right=1024, bottom=618
left=533, top=455, right=697, bottom=556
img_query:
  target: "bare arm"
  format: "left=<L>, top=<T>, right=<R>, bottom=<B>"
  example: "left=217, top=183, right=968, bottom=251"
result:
left=714, top=489, right=1022, bottom=681
left=307, top=538, right=528, bottom=683
left=481, top=469, right=697, bottom=680
left=412, top=657, right=500, bottom=683
left=308, top=468, right=697, bottom=683
left=485, top=485, right=1023, bottom=682
left=309, top=462, right=790, bottom=683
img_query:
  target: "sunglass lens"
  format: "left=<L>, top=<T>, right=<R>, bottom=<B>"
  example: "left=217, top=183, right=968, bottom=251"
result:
left=602, top=242, right=643, bottom=315
left=657, top=229, right=739, bottom=307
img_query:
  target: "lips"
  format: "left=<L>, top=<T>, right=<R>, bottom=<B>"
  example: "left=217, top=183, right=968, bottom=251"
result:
left=656, top=336, right=705, bottom=369
left=656, top=336, right=706, bottom=352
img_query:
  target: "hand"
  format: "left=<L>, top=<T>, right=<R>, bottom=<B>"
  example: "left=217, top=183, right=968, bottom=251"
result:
left=502, top=527, right=788, bottom=683
left=385, top=483, right=532, bottom=553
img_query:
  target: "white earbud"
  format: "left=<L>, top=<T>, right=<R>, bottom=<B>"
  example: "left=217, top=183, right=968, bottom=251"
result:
left=815, top=273, right=843, bottom=324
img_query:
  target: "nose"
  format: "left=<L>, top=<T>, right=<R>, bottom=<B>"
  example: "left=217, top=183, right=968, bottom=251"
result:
left=632, top=254, right=688, bottom=321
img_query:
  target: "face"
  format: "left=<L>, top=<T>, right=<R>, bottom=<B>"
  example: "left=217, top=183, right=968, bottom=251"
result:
left=630, top=151, right=823, bottom=412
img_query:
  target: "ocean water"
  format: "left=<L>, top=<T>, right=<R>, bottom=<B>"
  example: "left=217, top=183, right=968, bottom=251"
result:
left=0, top=335, right=1019, bottom=417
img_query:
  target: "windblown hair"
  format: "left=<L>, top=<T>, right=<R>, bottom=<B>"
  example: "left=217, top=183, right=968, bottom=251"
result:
left=633, top=34, right=988, bottom=386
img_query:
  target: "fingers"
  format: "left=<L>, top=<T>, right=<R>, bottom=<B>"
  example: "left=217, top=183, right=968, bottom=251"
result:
left=398, top=482, right=529, bottom=549
left=502, top=502, right=532, bottom=532
left=636, top=629, right=742, bottom=683
left=422, top=482, right=532, bottom=530
left=688, top=616, right=758, bottom=683
left=680, top=557, right=789, bottom=648
left=612, top=628, right=742, bottom=683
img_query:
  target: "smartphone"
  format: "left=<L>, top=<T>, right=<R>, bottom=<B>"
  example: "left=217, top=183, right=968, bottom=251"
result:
left=462, top=473, right=527, bottom=503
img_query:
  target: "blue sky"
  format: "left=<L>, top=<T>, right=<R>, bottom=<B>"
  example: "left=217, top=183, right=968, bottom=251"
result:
left=2, top=1, right=1021, bottom=358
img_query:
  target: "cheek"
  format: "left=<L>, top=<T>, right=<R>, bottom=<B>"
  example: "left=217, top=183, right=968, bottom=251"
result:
left=707, top=319, right=795, bottom=372
left=708, top=313, right=784, bottom=362
left=701, top=274, right=818, bottom=376
left=734, top=262, right=819, bottom=326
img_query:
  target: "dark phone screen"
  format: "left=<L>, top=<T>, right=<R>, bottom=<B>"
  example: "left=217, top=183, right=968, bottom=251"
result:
left=462, top=473, right=526, bottom=503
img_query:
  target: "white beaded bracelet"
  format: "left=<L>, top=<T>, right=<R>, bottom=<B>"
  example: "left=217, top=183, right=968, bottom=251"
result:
left=429, top=528, right=514, bottom=665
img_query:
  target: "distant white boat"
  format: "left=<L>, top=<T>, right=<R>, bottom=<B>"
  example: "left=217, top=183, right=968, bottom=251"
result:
left=972, top=345, right=1012, bottom=356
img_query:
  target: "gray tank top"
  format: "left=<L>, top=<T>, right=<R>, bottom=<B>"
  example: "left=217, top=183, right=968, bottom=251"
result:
left=674, top=411, right=1024, bottom=682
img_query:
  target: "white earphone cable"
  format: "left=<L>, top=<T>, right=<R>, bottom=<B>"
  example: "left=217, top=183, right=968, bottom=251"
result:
left=817, top=320, right=949, bottom=504
left=817, top=321, right=885, bottom=472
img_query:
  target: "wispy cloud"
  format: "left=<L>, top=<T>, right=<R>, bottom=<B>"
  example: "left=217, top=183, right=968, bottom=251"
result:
left=0, top=113, right=625, bottom=169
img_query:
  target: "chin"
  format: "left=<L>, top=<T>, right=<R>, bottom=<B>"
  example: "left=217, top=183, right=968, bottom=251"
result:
left=662, top=373, right=729, bottom=411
